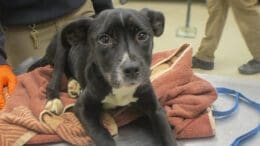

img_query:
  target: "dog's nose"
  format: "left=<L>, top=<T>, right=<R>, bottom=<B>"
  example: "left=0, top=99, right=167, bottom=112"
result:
left=123, top=62, right=140, bottom=78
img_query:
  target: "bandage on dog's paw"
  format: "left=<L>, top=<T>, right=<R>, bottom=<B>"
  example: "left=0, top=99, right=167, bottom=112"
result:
left=45, top=98, right=64, bottom=115
left=67, top=78, right=81, bottom=98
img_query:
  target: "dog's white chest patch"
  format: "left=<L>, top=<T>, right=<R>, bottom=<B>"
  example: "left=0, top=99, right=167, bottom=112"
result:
left=102, top=86, right=138, bottom=109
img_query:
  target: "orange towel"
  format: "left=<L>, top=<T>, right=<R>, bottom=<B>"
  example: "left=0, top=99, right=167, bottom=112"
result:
left=0, top=44, right=217, bottom=145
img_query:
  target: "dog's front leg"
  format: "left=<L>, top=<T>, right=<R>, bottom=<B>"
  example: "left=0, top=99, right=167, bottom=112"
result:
left=135, top=84, right=177, bottom=146
left=74, top=90, right=116, bottom=146
left=45, top=44, right=67, bottom=115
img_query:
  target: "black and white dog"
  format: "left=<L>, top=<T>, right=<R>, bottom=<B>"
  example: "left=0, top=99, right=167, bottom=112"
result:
left=29, top=8, right=177, bottom=146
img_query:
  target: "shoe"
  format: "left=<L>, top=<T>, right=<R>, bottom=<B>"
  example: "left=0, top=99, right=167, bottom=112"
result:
left=192, top=57, right=214, bottom=70
left=238, top=59, right=260, bottom=74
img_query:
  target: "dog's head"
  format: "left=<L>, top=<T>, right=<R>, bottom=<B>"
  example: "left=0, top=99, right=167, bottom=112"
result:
left=62, top=8, right=165, bottom=88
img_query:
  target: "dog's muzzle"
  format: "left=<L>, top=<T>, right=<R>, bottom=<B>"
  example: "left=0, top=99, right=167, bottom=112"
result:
left=108, top=54, right=149, bottom=88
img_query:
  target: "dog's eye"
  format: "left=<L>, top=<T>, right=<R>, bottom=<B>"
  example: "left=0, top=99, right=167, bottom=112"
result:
left=97, top=34, right=112, bottom=45
left=136, top=31, right=149, bottom=42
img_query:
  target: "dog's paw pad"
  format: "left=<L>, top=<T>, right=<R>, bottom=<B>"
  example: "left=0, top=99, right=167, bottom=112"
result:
left=68, top=79, right=81, bottom=98
left=45, top=99, right=64, bottom=115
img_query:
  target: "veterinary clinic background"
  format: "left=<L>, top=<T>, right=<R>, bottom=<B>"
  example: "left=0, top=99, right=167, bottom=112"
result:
left=0, top=0, right=259, bottom=146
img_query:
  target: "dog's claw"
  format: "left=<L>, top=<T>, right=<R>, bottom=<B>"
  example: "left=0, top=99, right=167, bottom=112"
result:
left=45, top=98, right=64, bottom=115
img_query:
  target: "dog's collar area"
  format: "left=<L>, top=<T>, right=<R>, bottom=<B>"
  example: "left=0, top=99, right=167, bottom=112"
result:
left=102, top=85, right=138, bottom=109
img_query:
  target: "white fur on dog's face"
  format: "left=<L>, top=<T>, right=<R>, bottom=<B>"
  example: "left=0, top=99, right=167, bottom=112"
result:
left=114, top=53, right=128, bottom=87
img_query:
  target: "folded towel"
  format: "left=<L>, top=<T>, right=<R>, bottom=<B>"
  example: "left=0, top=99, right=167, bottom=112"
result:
left=0, top=44, right=217, bottom=145
left=150, top=44, right=217, bottom=138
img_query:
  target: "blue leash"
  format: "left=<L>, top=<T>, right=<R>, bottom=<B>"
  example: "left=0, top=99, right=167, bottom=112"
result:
left=212, top=87, right=260, bottom=146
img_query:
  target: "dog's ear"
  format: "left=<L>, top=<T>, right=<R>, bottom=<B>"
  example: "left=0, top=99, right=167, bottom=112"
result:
left=140, top=8, right=165, bottom=36
left=60, top=17, right=93, bottom=48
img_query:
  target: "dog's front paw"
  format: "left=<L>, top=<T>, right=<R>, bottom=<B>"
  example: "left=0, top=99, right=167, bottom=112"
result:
left=102, top=113, right=118, bottom=136
left=45, top=98, right=64, bottom=115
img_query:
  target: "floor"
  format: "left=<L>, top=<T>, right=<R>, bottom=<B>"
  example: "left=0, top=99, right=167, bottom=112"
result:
left=181, top=73, right=260, bottom=146
left=115, top=0, right=260, bottom=81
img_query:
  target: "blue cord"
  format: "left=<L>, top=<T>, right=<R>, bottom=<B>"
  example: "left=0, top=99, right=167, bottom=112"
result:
left=231, top=124, right=260, bottom=146
left=213, top=88, right=240, bottom=118
left=212, top=87, right=260, bottom=146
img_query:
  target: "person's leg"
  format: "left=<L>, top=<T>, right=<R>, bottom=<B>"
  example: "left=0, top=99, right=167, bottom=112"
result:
left=5, top=0, right=94, bottom=67
left=230, top=0, right=260, bottom=74
left=55, top=0, right=95, bottom=29
left=193, top=0, right=229, bottom=69
left=5, top=24, right=56, bottom=67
